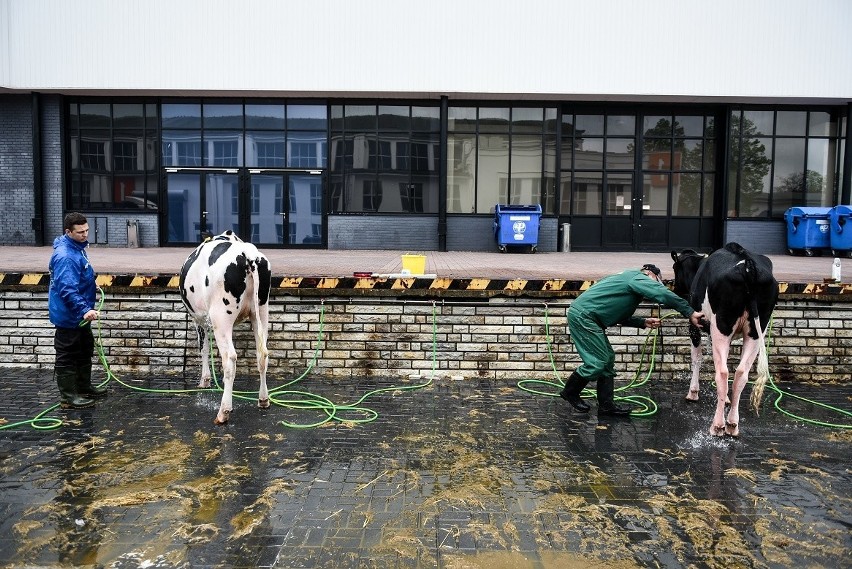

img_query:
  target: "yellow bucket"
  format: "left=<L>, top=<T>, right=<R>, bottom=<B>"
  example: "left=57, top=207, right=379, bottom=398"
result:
left=401, top=254, right=426, bottom=275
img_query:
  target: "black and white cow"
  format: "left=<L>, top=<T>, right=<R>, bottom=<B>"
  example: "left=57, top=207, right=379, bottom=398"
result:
left=179, top=231, right=272, bottom=425
left=671, top=242, right=778, bottom=437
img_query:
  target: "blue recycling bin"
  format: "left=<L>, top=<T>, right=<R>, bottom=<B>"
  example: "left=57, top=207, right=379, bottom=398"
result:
left=829, top=205, right=852, bottom=257
left=784, top=206, right=831, bottom=256
left=493, top=204, right=541, bottom=253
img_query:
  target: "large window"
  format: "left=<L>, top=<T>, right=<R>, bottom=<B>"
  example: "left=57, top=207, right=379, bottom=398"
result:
left=162, top=102, right=327, bottom=169
left=68, top=101, right=159, bottom=210
left=561, top=112, right=635, bottom=216
left=642, top=113, right=716, bottom=218
left=329, top=104, right=440, bottom=213
left=448, top=106, right=557, bottom=214
left=728, top=109, right=843, bottom=218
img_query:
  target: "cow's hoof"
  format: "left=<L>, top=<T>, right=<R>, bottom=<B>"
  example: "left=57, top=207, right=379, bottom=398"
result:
left=214, top=411, right=231, bottom=425
left=258, top=398, right=270, bottom=409
left=685, top=391, right=699, bottom=402
left=199, top=380, right=211, bottom=389
left=709, top=425, right=726, bottom=437
left=725, top=422, right=740, bottom=438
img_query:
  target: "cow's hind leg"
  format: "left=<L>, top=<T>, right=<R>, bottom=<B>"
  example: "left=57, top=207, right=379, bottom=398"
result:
left=709, top=328, right=733, bottom=437
left=212, top=324, right=238, bottom=425
left=195, top=323, right=212, bottom=388
left=686, top=324, right=702, bottom=401
left=253, top=306, right=270, bottom=409
left=725, top=337, right=760, bottom=438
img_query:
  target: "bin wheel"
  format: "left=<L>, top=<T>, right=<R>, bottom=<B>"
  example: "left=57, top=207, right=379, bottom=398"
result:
left=530, top=245, right=537, bottom=253
left=498, top=245, right=507, bottom=253
left=804, top=249, right=815, bottom=257
left=787, top=248, right=796, bottom=256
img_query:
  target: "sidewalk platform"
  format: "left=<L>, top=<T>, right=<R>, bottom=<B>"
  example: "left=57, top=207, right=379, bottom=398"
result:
left=1, top=247, right=851, bottom=299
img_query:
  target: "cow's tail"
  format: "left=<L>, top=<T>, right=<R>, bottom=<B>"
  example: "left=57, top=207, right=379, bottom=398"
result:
left=738, top=245, right=771, bottom=414
left=249, top=259, right=268, bottom=357
left=749, top=311, right=770, bottom=415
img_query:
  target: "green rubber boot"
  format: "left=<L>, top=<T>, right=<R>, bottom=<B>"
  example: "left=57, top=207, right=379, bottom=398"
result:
left=56, top=367, right=95, bottom=409
left=77, top=363, right=108, bottom=398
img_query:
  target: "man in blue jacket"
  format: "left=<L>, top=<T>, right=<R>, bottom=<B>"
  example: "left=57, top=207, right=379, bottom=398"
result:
left=49, top=212, right=107, bottom=408
left=561, top=264, right=704, bottom=417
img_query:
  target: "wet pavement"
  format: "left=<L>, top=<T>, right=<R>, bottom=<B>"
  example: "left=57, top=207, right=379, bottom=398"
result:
left=1, top=366, right=850, bottom=568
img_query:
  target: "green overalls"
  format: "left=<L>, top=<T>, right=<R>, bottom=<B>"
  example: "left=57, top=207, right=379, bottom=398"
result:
left=568, top=269, right=694, bottom=381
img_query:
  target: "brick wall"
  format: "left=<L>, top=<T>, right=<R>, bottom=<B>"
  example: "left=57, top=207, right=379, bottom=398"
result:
left=0, top=95, right=36, bottom=245
left=40, top=95, right=64, bottom=242
left=1, top=291, right=850, bottom=384
left=725, top=219, right=788, bottom=255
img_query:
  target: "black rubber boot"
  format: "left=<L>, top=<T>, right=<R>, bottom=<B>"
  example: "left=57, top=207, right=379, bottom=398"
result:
left=596, top=375, right=632, bottom=417
left=559, top=372, right=591, bottom=412
left=76, top=363, right=108, bottom=398
left=56, top=367, right=95, bottom=409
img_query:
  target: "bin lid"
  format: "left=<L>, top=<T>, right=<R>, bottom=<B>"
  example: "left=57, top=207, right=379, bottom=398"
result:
left=784, top=206, right=832, bottom=218
left=495, top=204, right=542, bottom=213
left=830, top=204, right=852, bottom=217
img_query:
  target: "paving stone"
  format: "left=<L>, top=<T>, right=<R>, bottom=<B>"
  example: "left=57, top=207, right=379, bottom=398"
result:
left=0, top=367, right=850, bottom=568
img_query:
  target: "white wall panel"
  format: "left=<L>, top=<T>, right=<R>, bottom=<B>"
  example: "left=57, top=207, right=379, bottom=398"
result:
left=1, top=0, right=850, bottom=102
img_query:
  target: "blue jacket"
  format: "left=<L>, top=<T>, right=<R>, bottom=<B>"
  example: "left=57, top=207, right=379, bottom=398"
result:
left=49, top=235, right=97, bottom=329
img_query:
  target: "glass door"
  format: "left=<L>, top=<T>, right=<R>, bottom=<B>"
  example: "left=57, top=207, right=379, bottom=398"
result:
left=248, top=170, right=324, bottom=246
left=164, top=169, right=239, bottom=244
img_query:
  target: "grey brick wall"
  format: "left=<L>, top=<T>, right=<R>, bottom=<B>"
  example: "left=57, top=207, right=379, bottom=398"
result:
left=83, top=213, right=159, bottom=248
left=724, top=220, right=788, bottom=255
left=41, top=95, right=65, bottom=242
left=1, top=291, right=849, bottom=385
left=328, top=215, right=439, bottom=250
left=0, top=95, right=36, bottom=245
left=447, top=216, right=558, bottom=252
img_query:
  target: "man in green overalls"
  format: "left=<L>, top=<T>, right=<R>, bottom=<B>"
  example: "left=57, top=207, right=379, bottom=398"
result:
left=561, top=264, right=705, bottom=417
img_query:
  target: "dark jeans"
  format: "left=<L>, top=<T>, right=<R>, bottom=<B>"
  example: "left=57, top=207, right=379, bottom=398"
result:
left=54, top=325, right=95, bottom=369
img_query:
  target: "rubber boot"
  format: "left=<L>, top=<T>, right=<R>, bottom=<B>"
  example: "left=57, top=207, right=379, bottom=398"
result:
left=596, top=375, right=632, bottom=417
left=76, top=363, right=108, bottom=398
left=559, top=372, right=591, bottom=412
left=56, top=367, right=95, bottom=409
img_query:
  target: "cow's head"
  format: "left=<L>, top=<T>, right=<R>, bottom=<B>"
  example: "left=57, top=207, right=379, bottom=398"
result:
left=670, top=249, right=705, bottom=299
left=212, top=230, right=244, bottom=243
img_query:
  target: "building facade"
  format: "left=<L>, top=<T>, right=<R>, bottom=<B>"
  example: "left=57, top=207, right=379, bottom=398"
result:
left=2, top=0, right=851, bottom=253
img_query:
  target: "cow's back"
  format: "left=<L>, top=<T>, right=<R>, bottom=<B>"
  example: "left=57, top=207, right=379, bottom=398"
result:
left=179, top=232, right=271, bottom=322
left=690, top=243, right=777, bottom=337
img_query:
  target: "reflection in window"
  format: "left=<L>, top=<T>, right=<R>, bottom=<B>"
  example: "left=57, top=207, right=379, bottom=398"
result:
left=332, top=103, right=440, bottom=213
left=69, top=100, right=160, bottom=212
left=575, top=173, right=602, bottom=215
left=728, top=109, right=841, bottom=218
left=363, top=181, right=382, bottom=211
left=256, top=140, right=285, bottom=167
left=80, top=140, right=107, bottom=170
left=290, top=142, right=317, bottom=168
left=275, top=184, right=283, bottom=215
left=311, top=183, right=322, bottom=215
left=401, top=183, right=424, bottom=213
left=177, top=142, right=202, bottom=166
left=449, top=106, right=556, bottom=214
left=113, top=139, right=139, bottom=172
left=605, top=173, right=632, bottom=216
left=674, top=173, right=701, bottom=216
left=251, top=185, right=260, bottom=215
